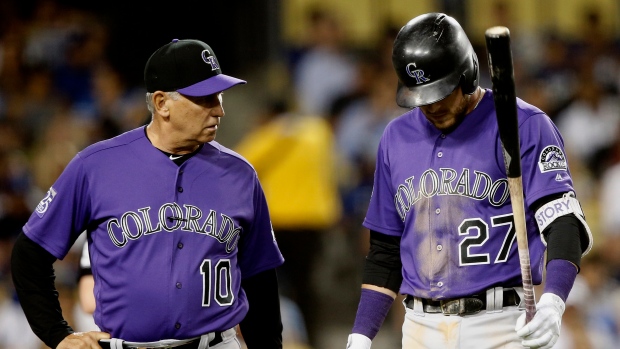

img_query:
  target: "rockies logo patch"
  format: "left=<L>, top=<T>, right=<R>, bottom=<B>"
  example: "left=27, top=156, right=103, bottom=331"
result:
left=538, top=145, right=567, bottom=173
left=35, top=187, right=57, bottom=218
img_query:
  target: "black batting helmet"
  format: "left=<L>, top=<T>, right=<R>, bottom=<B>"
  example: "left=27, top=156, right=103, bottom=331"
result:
left=392, top=13, right=479, bottom=108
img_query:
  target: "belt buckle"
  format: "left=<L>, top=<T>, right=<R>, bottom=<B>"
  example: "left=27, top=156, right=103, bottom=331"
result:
left=439, top=297, right=484, bottom=315
left=439, top=298, right=465, bottom=315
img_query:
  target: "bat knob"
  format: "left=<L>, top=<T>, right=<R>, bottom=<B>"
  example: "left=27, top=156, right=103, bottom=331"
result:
left=486, top=26, right=510, bottom=38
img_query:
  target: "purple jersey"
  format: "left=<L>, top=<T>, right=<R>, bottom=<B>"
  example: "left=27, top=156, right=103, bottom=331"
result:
left=364, top=89, right=573, bottom=300
left=24, top=127, right=284, bottom=341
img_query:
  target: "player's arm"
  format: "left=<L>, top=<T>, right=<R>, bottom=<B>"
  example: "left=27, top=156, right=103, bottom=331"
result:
left=515, top=192, right=592, bottom=348
left=347, top=231, right=402, bottom=349
left=239, top=268, right=283, bottom=349
left=533, top=192, right=591, bottom=301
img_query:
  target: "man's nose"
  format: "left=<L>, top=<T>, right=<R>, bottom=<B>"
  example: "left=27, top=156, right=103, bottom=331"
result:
left=212, top=102, right=225, bottom=117
left=421, top=102, right=441, bottom=114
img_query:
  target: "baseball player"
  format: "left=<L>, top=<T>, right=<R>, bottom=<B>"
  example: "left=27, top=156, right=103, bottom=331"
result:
left=346, top=13, right=593, bottom=349
left=11, top=39, right=284, bottom=349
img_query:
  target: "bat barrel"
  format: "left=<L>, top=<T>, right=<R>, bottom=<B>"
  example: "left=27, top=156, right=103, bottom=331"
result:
left=485, top=26, right=521, bottom=178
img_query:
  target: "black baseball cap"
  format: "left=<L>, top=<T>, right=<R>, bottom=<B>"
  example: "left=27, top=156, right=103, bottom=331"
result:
left=144, top=39, right=246, bottom=96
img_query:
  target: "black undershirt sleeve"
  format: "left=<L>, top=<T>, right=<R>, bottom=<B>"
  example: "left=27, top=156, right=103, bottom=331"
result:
left=531, top=194, right=584, bottom=269
left=11, top=231, right=73, bottom=348
left=362, top=231, right=403, bottom=293
left=239, top=268, right=283, bottom=349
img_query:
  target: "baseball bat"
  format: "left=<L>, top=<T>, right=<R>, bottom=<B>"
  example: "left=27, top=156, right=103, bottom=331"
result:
left=484, top=26, right=536, bottom=323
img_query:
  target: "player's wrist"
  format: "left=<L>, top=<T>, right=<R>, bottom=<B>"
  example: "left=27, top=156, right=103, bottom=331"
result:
left=346, top=333, right=372, bottom=349
left=542, top=259, right=577, bottom=302
left=351, top=288, right=394, bottom=340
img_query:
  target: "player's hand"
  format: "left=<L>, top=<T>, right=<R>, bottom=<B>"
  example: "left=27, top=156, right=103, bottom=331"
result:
left=515, top=293, right=565, bottom=349
left=346, top=333, right=372, bottom=349
left=57, top=331, right=111, bottom=348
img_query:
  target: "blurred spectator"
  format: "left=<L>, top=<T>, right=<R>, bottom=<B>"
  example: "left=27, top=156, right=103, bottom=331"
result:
left=333, top=67, right=404, bottom=235
left=8, top=65, right=65, bottom=148
left=488, top=0, right=544, bottom=79
left=554, top=274, right=615, bottom=349
left=598, top=136, right=620, bottom=281
left=29, top=110, right=89, bottom=192
left=555, top=71, right=620, bottom=179
left=554, top=250, right=620, bottom=348
left=328, top=24, right=401, bottom=234
left=532, top=33, right=578, bottom=119
left=22, top=0, right=76, bottom=70
left=573, top=8, right=620, bottom=94
left=49, top=13, right=109, bottom=120
left=291, top=7, right=358, bottom=117
left=86, top=63, right=149, bottom=141
left=0, top=285, right=42, bottom=349
left=0, top=26, right=27, bottom=98
left=234, top=100, right=343, bottom=347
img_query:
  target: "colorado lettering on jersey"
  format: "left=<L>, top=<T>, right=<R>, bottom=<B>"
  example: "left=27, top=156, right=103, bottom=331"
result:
left=394, top=168, right=509, bottom=221
left=106, top=202, right=241, bottom=252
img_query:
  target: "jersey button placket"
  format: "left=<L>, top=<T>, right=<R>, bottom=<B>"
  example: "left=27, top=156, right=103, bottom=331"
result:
left=176, top=166, right=185, bottom=194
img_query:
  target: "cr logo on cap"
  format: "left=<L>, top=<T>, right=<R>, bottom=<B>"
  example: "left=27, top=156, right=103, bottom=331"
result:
left=201, top=50, right=220, bottom=71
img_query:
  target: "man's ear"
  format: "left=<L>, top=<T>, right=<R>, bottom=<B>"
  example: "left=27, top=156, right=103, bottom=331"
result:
left=153, top=91, right=170, bottom=117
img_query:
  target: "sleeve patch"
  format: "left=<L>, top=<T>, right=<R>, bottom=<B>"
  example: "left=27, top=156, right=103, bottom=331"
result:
left=35, top=187, right=57, bottom=218
left=538, top=145, right=567, bottom=173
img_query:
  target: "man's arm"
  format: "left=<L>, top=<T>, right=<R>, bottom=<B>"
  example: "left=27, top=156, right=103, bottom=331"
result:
left=77, top=240, right=96, bottom=314
left=11, top=231, right=74, bottom=348
left=239, top=268, right=283, bottom=349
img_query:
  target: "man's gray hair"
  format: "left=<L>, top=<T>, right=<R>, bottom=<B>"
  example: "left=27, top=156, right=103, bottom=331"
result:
left=145, top=91, right=181, bottom=114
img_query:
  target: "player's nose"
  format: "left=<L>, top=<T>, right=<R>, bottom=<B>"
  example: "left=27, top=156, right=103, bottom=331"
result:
left=420, top=103, right=442, bottom=115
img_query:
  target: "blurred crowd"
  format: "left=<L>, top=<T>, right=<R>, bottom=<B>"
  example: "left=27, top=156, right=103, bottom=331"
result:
left=1, top=1, right=620, bottom=349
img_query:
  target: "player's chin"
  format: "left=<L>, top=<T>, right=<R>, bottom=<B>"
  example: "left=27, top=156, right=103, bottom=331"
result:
left=427, top=116, right=454, bottom=130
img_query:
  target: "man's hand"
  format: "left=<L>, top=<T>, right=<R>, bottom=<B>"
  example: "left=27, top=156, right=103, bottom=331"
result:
left=346, top=333, right=372, bottom=349
left=515, top=293, right=565, bottom=349
left=57, top=331, right=111, bottom=349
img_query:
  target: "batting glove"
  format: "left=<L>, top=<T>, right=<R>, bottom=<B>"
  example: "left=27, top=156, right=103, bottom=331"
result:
left=515, top=293, right=565, bottom=349
left=346, top=334, right=372, bottom=349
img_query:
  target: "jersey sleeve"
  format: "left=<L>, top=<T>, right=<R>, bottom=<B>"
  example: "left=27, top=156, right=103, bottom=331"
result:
left=23, top=154, right=91, bottom=260
left=519, top=111, right=575, bottom=208
left=237, top=173, right=284, bottom=278
left=363, top=135, right=404, bottom=236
